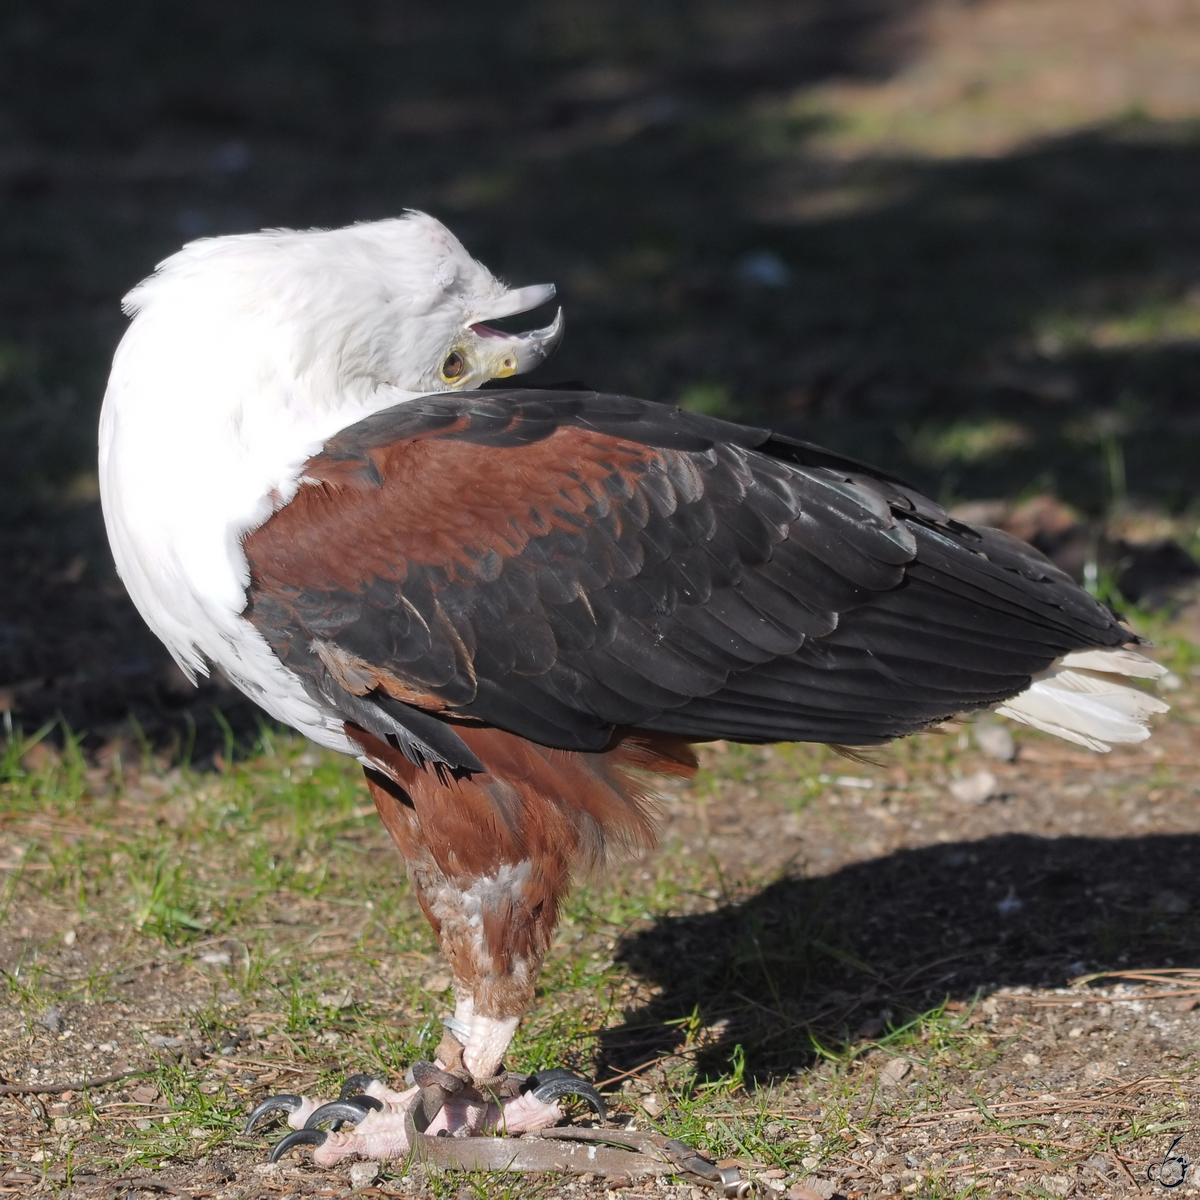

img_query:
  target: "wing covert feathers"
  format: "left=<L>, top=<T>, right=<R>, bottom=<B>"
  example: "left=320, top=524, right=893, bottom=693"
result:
left=243, top=389, right=1161, bottom=760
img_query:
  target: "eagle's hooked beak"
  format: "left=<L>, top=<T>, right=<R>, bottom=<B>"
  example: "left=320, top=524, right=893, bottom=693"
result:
left=441, top=284, right=563, bottom=388
left=472, top=304, right=563, bottom=378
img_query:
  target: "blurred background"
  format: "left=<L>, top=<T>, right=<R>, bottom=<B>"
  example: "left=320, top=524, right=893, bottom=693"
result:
left=2, top=0, right=1199, bottom=748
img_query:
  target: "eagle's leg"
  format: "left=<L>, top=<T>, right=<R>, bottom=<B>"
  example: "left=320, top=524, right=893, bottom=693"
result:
left=248, top=764, right=595, bottom=1165
left=368, top=767, right=571, bottom=1087
left=250, top=728, right=678, bottom=1165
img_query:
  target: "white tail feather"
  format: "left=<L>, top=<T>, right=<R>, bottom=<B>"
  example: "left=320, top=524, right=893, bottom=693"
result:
left=1058, top=647, right=1167, bottom=678
left=995, top=647, right=1169, bottom=752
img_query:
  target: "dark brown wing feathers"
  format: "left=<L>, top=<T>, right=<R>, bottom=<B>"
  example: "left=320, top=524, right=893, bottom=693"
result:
left=244, top=390, right=1128, bottom=773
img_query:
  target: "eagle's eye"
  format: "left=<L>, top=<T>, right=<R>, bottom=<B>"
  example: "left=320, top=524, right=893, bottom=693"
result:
left=441, top=351, right=466, bottom=381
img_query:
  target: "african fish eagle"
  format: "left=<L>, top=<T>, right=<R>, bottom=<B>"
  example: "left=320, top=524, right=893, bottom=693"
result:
left=99, top=211, right=1167, bottom=1164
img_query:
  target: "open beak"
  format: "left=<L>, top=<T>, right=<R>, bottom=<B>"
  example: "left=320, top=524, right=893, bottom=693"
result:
left=466, top=284, right=563, bottom=380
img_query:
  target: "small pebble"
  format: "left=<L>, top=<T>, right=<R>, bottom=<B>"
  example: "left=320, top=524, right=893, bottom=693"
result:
left=349, top=1161, right=381, bottom=1189
left=763, top=1120, right=790, bottom=1143
left=949, top=769, right=997, bottom=805
left=736, top=249, right=791, bottom=288
left=855, top=1016, right=886, bottom=1039
left=1153, top=890, right=1190, bottom=914
left=219, top=1029, right=247, bottom=1053
left=38, top=1006, right=65, bottom=1033
left=973, top=722, right=1015, bottom=761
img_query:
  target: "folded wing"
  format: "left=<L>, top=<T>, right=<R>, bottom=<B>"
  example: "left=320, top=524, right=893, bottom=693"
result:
left=243, top=390, right=1131, bottom=765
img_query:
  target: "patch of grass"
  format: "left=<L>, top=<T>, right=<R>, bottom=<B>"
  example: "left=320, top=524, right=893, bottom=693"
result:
left=1035, top=297, right=1200, bottom=354
left=677, top=380, right=736, bottom=418
left=907, top=419, right=1033, bottom=469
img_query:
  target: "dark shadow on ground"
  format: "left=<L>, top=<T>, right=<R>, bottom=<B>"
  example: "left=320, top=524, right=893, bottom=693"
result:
left=1, top=2, right=1199, bottom=747
left=599, top=832, right=1200, bottom=1084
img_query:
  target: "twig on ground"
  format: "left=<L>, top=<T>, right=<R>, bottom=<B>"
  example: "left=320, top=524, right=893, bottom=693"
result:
left=111, top=1179, right=208, bottom=1197
left=1072, top=968, right=1200, bottom=986
left=596, top=1056, right=672, bottom=1088
left=0, top=1042, right=212, bottom=1096
left=0, top=1065, right=147, bottom=1095
left=1036, top=988, right=1200, bottom=1003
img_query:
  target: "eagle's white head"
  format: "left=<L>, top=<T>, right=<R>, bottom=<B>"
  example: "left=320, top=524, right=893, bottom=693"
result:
left=100, top=212, right=560, bottom=693
left=119, top=210, right=561, bottom=402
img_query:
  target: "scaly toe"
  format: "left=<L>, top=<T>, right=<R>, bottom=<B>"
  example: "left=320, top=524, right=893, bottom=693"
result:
left=488, top=1087, right=563, bottom=1134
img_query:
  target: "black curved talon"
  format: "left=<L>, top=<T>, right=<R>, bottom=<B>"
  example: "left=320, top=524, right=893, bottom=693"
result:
left=524, top=1068, right=607, bottom=1121
left=338, top=1073, right=379, bottom=1101
left=303, top=1098, right=382, bottom=1130
left=269, top=1128, right=327, bottom=1162
left=243, top=1094, right=303, bottom=1135
left=329, top=1093, right=384, bottom=1131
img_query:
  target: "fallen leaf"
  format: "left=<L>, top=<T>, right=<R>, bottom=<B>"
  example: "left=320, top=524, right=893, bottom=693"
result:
left=788, top=1180, right=835, bottom=1200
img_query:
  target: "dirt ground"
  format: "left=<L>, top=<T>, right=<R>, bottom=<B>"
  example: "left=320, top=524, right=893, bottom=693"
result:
left=2, top=631, right=1199, bottom=1199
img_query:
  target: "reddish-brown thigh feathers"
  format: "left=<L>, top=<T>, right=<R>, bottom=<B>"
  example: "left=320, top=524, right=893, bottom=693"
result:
left=357, top=724, right=694, bottom=1019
